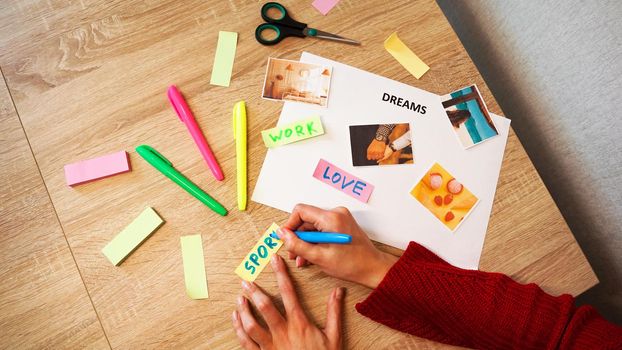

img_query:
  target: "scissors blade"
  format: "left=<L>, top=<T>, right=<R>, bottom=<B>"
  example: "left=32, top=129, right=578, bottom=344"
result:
left=303, top=28, right=361, bottom=45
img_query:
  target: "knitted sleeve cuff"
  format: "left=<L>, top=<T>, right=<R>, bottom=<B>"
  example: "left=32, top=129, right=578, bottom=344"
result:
left=355, top=242, right=460, bottom=345
left=353, top=241, right=622, bottom=349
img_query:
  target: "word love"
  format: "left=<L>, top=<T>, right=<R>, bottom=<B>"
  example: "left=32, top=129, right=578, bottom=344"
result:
left=235, top=223, right=283, bottom=282
left=312, top=159, right=374, bottom=203
left=261, top=115, right=324, bottom=148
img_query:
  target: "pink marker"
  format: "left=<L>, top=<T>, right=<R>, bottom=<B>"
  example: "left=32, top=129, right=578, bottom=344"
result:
left=167, top=85, right=224, bottom=181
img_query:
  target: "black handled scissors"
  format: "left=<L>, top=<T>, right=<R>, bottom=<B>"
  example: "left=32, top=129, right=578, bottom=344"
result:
left=255, top=2, right=360, bottom=46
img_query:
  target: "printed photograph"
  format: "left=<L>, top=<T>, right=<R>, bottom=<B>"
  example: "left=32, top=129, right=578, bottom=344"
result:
left=410, top=162, right=478, bottom=231
left=441, top=84, right=498, bottom=148
left=349, top=123, right=413, bottom=167
left=262, top=58, right=332, bottom=107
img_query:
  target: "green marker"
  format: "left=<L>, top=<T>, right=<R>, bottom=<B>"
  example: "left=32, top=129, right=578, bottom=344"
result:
left=136, top=145, right=227, bottom=216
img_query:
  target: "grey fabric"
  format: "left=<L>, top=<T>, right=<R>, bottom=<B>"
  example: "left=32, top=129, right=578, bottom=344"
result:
left=436, top=0, right=622, bottom=323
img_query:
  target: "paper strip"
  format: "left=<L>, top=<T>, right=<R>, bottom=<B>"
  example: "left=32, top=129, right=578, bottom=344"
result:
left=312, top=159, right=374, bottom=203
left=64, top=150, right=130, bottom=186
left=261, top=115, right=324, bottom=148
left=102, top=207, right=164, bottom=266
left=384, top=32, right=430, bottom=79
left=235, top=223, right=283, bottom=282
left=180, top=235, right=209, bottom=299
left=312, top=0, right=340, bottom=15
left=210, top=31, right=238, bottom=87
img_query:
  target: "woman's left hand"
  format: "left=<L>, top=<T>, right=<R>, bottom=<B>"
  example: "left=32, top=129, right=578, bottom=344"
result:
left=232, top=254, right=344, bottom=350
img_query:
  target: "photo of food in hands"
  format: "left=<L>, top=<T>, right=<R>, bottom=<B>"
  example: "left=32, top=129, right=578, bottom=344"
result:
left=441, top=84, right=498, bottom=149
left=410, top=162, right=478, bottom=231
left=262, top=58, right=333, bottom=107
left=349, top=123, right=413, bottom=167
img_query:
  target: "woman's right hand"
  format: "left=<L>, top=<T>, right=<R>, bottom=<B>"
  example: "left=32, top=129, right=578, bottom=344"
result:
left=279, top=204, right=398, bottom=289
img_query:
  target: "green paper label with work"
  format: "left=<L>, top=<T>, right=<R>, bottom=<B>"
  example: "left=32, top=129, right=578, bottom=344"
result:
left=261, top=115, right=324, bottom=148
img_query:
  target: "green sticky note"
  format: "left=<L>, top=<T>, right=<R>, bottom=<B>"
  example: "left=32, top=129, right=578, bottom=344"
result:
left=210, top=31, right=238, bottom=87
left=261, top=115, right=325, bottom=148
left=180, top=234, right=209, bottom=299
left=102, top=207, right=164, bottom=266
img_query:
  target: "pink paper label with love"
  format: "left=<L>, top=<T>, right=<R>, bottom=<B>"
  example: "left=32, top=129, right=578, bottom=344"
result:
left=312, top=159, right=374, bottom=203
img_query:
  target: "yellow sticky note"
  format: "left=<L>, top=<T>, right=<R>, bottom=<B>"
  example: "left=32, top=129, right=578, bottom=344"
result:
left=210, top=31, right=238, bottom=87
left=384, top=32, right=430, bottom=79
left=180, top=235, right=209, bottom=299
left=235, top=223, right=283, bottom=282
left=102, top=207, right=164, bottom=266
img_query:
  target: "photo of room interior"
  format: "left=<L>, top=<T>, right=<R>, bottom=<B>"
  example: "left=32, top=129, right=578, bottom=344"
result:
left=262, top=58, right=332, bottom=107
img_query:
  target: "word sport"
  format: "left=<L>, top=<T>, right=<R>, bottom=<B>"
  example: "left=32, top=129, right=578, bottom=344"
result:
left=261, top=115, right=324, bottom=148
left=312, top=158, right=374, bottom=203
left=235, top=223, right=283, bottom=282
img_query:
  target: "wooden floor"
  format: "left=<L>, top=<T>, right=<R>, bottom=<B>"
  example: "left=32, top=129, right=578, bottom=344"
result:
left=0, top=0, right=597, bottom=349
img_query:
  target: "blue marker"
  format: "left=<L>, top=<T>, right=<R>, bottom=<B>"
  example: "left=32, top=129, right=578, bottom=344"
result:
left=270, top=231, right=352, bottom=244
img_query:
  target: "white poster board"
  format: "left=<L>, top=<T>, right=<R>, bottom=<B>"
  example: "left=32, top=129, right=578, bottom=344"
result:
left=252, top=53, right=510, bottom=269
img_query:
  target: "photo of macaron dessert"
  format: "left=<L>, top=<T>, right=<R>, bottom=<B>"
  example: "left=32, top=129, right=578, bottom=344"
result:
left=410, top=162, right=479, bottom=231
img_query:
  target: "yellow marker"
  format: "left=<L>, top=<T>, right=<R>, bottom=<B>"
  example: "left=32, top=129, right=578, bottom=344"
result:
left=102, top=207, right=164, bottom=266
left=235, top=223, right=283, bottom=282
left=233, top=101, right=247, bottom=211
left=180, top=234, right=209, bottom=299
left=384, top=32, right=430, bottom=79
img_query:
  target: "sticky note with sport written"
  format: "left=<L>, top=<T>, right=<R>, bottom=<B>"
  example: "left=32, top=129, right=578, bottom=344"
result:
left=384, top=32, right=429, bottom=79
left=235, top=223, right=283, bottom=282
left=210, top=31, right=238, bottom=87
left=180, top=234, right=209, bottom=299
left=261, top=115, right=324, bottom=148
left=64, top=150, right=130, bottom=186
left=102, top=207, right=164, bottom=266
left=312, top=159, right=374, bottom=203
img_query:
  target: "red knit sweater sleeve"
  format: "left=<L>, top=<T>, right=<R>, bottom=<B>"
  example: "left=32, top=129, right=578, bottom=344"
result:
left=355, top=242, right=622, bottom=349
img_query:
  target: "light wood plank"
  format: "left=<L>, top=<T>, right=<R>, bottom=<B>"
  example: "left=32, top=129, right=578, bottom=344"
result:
left=0, top=0, right=597, bottom=348
left=0, top=71, right=109, bottom=348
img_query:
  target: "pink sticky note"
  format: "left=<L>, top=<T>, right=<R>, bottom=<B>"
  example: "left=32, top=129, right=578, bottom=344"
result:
left=64, top=151, right=131, bottom=186
left=312, top=0, right=340, bottom=15
left=312, top=159, right=374, bottom=203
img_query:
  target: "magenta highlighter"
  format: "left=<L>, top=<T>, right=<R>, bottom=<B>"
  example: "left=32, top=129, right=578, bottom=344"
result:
left=167, top=85, right=224, bottom=181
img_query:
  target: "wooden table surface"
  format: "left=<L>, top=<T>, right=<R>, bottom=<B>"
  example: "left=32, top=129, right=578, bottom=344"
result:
left=0, top=0, right=598, bottom=349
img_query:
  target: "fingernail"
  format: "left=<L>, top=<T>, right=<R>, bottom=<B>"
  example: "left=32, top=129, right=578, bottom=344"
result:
left=279, top=228, right=292, bottom=242
left=241, top=281, right=251, bottom=291
left=296, top=256, right=302, bottom=268
left=237, top=295, right=244, bottom=306
left=232, top=310, right=238, bottom=322
left=271, top=254, right=279, bottom=267
left=336, top=287, right=344, bottom=299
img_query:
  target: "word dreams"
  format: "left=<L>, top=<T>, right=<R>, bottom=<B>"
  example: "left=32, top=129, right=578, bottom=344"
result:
left=382, top=92, right=427, bottom=114
left=261, top=115, right=324, bottom=148
left=312, top=159, right=374, bottom=203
